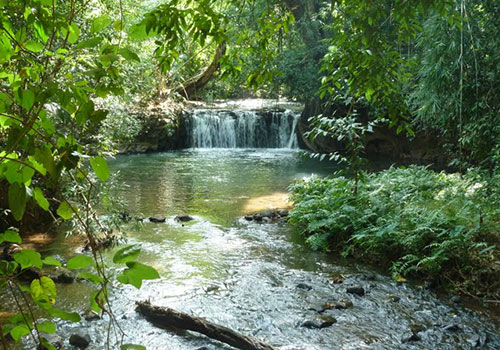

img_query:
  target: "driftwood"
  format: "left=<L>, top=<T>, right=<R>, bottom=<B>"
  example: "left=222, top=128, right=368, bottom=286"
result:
left=175, top=42, right=226, bottom=99
left=135, top=301, right=275, bottom=350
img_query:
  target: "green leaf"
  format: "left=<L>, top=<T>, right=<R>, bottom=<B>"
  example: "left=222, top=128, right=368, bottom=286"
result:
left=68, top=23, right=80, bottom=44
left=40, top=337, right=57, bottom=350
left=76, top=37, right=102, bottom=49
left=34, top=187, right=50, bottom=211
left=38, top=320, right=56, bottom=334
left=14, top=249, right=43, bottom=269
left=90, top=156, right=109, bottom=182
left=24, top=40, right=44, bottom=52
left=47, top=307, right=81, bottom=322
left=66, top=255, right=93, bottom=270
left=117, top=262, right=160, bottom=289
left=119, top=48, right=140, bottom=62
left=77, top=272, right=104, bottom=284
left=10, top=325, right=29, bottom=341
left=113, top=245, right=141, bottom=264
left=92, top=15, right=113, bottom=33
left=43, top=256, right=61, bottom=267
left=0, top=230, right=22, bottom=244
left=8, top=183, right=26, bottom=221
left=56, top=201, right=73, bottom=220
left=20, top=89, right=35, bottom=110
left=120, top=345, right=147, bottom=350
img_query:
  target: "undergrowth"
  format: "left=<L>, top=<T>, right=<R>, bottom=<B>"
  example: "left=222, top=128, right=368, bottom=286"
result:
left=288, top=166, right=500, bottom=299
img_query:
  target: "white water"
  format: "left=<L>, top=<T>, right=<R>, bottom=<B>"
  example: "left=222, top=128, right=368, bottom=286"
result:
left=185, top=109, right=301, bottom=148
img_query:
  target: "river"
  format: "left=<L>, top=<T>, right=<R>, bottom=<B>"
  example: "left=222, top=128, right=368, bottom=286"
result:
left=15, top=149, right=498, bottom=349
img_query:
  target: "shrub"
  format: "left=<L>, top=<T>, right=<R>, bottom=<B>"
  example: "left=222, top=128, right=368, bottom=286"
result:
left=288, top=166, right=499, bottom=297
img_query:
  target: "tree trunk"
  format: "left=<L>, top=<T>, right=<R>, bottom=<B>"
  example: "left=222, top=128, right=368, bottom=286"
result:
left=175, top=42, right=226, bottom=99
left=135, top=301, right=275, bottom=350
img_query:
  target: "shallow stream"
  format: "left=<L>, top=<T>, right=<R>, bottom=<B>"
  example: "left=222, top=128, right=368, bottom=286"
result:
left=7, top=149, right=500, bottom=349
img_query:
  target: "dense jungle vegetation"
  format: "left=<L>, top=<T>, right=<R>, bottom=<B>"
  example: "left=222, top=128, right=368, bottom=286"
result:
left=0, top=0, right=499, bottom=348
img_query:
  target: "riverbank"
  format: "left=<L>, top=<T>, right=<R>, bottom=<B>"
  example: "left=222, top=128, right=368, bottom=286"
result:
left=288, top=165, right=500, bottom=301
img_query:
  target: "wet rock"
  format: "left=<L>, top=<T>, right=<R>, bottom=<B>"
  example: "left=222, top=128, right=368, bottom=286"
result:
left=253, top=213, right=263, bottom=222
left=119, top=212, right=132, bottom=222
left=2, top=243, right=22, bottom=259
left=38, top=334, right=63, bottom=349
left=323, top=299, right=353, bottom=310
left=277, top=209, right=289, bottom=217
left=467, top=333, right=489, bottom=347
left=450, top=295, right=462, bottom=304
left=442, top=324, right=461, bottom=332
left=149, top=216, right=166, bottom=223
left=84, top=310, right=100, bottom=321
left=402, top=333, right=422, bottom=342
left=346, top=286, right=365, bottom=296
left=50, top=267, right=75, bottom=283
left=296, top=283, right=312, bottom=290
left=330, top=274, right=344, bottom=284
left=262, top=217, right=272, bottom=223
left=244, top=215, right=253, bottom=221
left=309, top=304, right=326, bottom=313
left=388, top=295, right=401, bottom=303
left=262, top=209, right=272, bottom=217
left=175, top=215, right=194, bottom=222
left=69, top=333, right=91, bottom=349
left=301, top=316, right=336, bottom=329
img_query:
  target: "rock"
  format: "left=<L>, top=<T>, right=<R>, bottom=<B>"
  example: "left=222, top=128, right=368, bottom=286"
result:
left=119, top=212, right=132, bottom=222
left=443, top=324, right=461, bottom=332
left=308, top=304, right=326, bottom=313
left=262, top=209, right=272, bottom=217
left=346, top=286, right=365, bottom=296
left=69, top=333, right=91, bottom=349
left=388, top=295, right=400, bottom=303
left=253, top=214, right=263, bottom=222
left=450, top=296, right=462, bottom=304
left=244, top=215, right=253, bottom=221
left=402, top=333, right=422, bottom=342
left=296, top=283, right=312, bottom=290
left=84, top=310, right=100, bottom=321
left=175, top=215, right=194, bottom=222
left=301, top=316, right=336, bottom=329
left=323, top=299, right=353, bottom=310
left=277, top=209, right=289, bottom=217
left=262, top=217, right=272, bottom=223
left=38, top=334, right=63, bottom=349
left=3, top=243, right=22, bottom=259
left=149, top=216, right=166, bottom=223
left=50, top=267, right=75, bottom=283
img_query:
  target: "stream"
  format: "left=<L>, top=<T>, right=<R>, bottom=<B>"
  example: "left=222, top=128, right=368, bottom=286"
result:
left=7, top=149, right=500, bottom=349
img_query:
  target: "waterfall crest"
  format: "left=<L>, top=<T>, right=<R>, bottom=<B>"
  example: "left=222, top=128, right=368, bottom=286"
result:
left=185, top=109, right=301, bottom=149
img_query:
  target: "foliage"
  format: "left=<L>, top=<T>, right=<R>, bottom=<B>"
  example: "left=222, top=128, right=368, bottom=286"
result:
left=289, top=166, right=500, bottom=297
left=410, top=0, right=500, bottom=169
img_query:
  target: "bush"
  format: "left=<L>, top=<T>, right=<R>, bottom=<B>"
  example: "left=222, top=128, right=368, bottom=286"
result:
left=288, top=166, right=499, bottom=297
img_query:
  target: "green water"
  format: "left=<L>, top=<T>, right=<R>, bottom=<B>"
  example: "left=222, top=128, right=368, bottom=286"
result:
left=4, top=149, right=500, bottom=350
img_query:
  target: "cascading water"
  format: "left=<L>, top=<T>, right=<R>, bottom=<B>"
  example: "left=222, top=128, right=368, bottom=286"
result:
left=185, top=109, right=301, bottom=148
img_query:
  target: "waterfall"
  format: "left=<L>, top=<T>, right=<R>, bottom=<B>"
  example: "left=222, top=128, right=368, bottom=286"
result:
left=185, top=109, right=301, bottom=149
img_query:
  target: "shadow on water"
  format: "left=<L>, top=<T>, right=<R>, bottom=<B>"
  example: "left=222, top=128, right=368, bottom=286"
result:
left=3, top=149, right=499, bottom=349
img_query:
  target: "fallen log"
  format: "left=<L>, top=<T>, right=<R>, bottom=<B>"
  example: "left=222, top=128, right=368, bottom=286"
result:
left=135, top=301, right=275, bottom=350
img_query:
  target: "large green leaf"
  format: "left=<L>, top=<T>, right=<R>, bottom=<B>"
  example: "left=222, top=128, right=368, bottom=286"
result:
left=120, top=345, right=147, bottom=350
left=119, top=48, right=140, bottom=62
left=47, top=307, right=81, bottom=322
left=56, top=201, right=73, bottom=220
left=91, top=15, right=113, bottom=33
left=38, top=320, right=56, bottom=334
left=20, top=89, right=35, bottom=110
left=117, top=262, right=160, bottom=289
left=10, top=325, right=30, bottom=341
left=33, top=187, right=50, bottom=211
left=66, top=255, right=93, bottom=270
left=0, top=230, right=21, bottom=244
left=90, top=156, right=109, bottom=182
left=43, top=256, right=61, bottom=267
left=8, top=183, right=27, bottom=221
left=13, top=249, right=43, bottom=269
left=113, top=245, right=141, bottom=264
left=77, top=272, right=104, bottom=284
